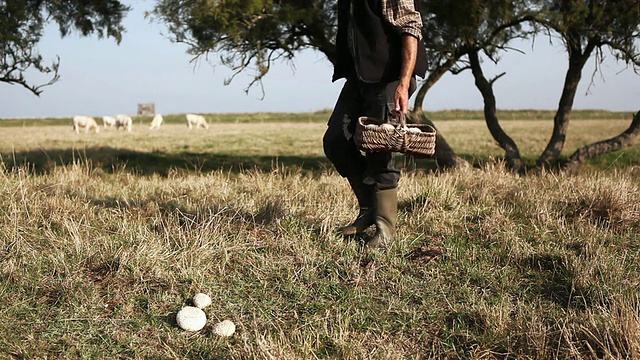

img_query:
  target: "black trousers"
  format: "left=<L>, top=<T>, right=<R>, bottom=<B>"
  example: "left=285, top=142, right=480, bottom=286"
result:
left=322, top=77, right=416, bottom=191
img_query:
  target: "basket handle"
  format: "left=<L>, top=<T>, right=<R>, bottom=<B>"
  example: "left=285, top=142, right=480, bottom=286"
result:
left=396, top=112, right=407, bottom=128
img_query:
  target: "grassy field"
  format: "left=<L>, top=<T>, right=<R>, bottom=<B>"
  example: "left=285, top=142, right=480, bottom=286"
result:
left=1, top=110, right=639, bottom=174
left=0, top=109, right=634, bottom=127
left=0, top=112, right=639, bottom=359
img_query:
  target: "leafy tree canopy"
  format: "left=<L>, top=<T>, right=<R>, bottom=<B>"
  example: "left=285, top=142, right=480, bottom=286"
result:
left=419, top=0, right=540, bottom=92
left=150, top=0, right=336, bottom=92
left=0, top=0, right=130, bottom=95
left=540, top=0, right=640, bottom=65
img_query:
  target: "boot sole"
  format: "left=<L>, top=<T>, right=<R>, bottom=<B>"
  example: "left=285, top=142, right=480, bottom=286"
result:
left=339, top=223, right=375, bottom=236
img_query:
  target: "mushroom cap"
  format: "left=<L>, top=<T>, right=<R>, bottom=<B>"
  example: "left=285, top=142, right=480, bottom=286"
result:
left=213, top=319, right=236, bottom=337
left=176, top=306, right=207, bottom=331
left=192, top=293, right=212, bottom=309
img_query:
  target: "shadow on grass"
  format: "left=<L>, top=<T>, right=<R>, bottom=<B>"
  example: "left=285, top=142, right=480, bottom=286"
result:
left=1, top=146, right=451, bottom=176
left=1, top=146, right=333, bottom=176
left=517, top=253, right=597, bottom=311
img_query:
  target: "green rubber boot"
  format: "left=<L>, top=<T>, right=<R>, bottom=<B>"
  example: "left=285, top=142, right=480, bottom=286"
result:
left=339, top=177, right=375, bottom=235
left=366, top=188, right=397, bottom=248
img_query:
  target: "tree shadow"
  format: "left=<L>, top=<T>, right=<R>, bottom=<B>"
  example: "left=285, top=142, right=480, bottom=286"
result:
left=1, top=146, right=458, bottom=176
left=516, top=253, right=596, bottom=310
left=1, top=146, right=333, bottom=176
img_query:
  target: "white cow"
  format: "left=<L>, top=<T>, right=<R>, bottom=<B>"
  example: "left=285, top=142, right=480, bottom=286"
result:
left=102, top=116, right=116, bottom=129
left=149, top=114, right=163, bottom=130
left=115, top=114, right=133, bottom=132
left=186, top=113, right=209, bottom=129
left=73, top=116, right=100, bottom=134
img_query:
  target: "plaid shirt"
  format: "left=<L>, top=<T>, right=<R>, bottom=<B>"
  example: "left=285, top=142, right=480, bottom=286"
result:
left=382, top=0, right=423, bottom=40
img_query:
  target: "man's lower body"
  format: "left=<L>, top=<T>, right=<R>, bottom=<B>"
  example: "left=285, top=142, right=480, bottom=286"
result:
left=322, top=77, right=416, bottom=248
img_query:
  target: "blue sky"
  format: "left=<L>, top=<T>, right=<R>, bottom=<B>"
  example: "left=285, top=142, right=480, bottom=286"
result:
left=0, top=0, right=638, bottom=119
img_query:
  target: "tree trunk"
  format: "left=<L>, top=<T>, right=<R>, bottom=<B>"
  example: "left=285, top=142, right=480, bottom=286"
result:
left=537, top=39, right=595, bottom=169
left=413, top=56, right=459, bottom=113
left=407, top=112, right=471, bottom=169
left=408, top=54, right=470, bottom=169
left=560, top=111, right=640, bottom=174
left=468, top=50, right=525, bottom=174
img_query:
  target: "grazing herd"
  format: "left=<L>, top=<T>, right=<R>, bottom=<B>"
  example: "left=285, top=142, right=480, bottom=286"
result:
left=72, top=113, right=208, bottom=134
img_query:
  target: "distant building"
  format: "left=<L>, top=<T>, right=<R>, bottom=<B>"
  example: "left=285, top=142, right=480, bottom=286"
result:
left=137, top=103, right=155, bottom=116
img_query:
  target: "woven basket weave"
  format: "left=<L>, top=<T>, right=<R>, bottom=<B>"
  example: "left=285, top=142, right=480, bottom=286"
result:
left=354, top=114, right=436, bottom=156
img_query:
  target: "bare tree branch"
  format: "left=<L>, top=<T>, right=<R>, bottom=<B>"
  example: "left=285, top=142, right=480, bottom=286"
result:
left=489, top=72, right=506, bottom=85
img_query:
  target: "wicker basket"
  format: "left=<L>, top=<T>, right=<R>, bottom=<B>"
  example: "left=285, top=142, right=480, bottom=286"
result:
left=354, top=114, right=436, bottom=156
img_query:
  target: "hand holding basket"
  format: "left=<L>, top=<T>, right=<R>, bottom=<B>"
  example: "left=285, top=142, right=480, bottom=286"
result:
left=354, top=114, right=436, bottom=156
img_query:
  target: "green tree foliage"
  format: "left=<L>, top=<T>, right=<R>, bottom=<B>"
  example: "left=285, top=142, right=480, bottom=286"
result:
left=423, top=0, right=530, bottom=57
left=417, top=0, right=541, bottom=107
left=151, top=0, right=336, bottom=93
left=0, top=0, right=130, bottom=95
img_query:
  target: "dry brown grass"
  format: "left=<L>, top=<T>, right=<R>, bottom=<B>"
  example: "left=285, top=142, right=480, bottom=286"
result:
left=0, top=117, right=639, bottom=358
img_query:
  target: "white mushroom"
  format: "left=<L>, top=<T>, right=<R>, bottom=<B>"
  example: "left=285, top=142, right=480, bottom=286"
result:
left=176, top=306, right=207, bottom=331
left=213, top=320, right=236, bottom=337
left=381, top=123, right=395, bottom=131
left=193, top=293, right=212, bottom=309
